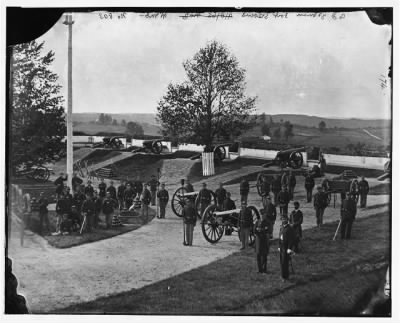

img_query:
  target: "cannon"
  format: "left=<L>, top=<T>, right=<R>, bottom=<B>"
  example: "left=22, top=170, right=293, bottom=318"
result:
left=323, top=174, right=359, bottom=207
left=171, top=186, right=217, bottom=218
left=262, top=147, right=305, bottom=169
left=93, top=136, right=125, bottom=149
left=201, top=204, right=260, bottom=244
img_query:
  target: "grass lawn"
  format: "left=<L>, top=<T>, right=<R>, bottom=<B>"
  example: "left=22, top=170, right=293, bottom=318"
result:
left=14, top=206, right=156, bottom=249
left=55, top=211, right=390, bottom=315
left=81, top=149, right=122, bottom=165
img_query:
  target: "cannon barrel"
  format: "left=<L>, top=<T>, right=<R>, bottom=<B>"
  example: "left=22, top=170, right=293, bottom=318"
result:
left=276, top=146, right=305, bottom=157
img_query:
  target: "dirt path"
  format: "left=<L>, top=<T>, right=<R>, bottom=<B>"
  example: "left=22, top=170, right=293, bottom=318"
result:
left=7, top=173, right=390, bottom=313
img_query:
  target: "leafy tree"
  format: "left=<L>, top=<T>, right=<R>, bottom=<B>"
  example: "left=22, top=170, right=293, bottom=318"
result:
left=261, top=123, right=270, bottom=136
left=121, top=119, right=126, bottom=127
left=112, top=119, right=118, bottom=126
left=104, top=114, right=112, bottom=125
left=259, top=112, right=266, bottom=124
left=157, top=41, right=256, bottom=148
left=283, top=121, right=294, bottom=140
left=98, top=113, right=105, bottom=124
left=273, top=127, right=281, bottom=139
left=319, top=120, right=327, bottom=132
left=10, top=40, right=66, bottom=170
left=125, top=121, right=144, bottom=137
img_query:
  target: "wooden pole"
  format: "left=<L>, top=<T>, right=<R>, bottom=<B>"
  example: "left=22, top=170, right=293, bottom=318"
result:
left=64, top=14, right=74, bottom=190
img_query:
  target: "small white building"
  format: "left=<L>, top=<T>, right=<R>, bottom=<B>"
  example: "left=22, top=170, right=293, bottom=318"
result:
left=262, top=135, right=271, bottom=141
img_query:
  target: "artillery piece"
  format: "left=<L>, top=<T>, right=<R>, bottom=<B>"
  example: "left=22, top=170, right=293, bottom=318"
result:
left=262, top=147, right=305, bottom=169
left=93, top=136, right=125, bottom=149
left=201, top=205, right=260, bottom=245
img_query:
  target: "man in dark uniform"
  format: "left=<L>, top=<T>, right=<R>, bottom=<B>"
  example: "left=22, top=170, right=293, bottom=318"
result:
left=182, top=198, right=197, bottom=246
left=106, top=180, right=117, bottom=200
left=263, top=196, right=277, bottom=239
left=102, top=192, right=118, bottom=229
left=98, top=178, right=107, bottom=199
left=92, top=191, right=102, bottom=228
left=141, top=184, right=152, bottom=219
left=271, top=175, right=281, bottom=206
left=198, top=183, right=212, bottom=217
left=239, top=201, right=253, bottom=250
left=289, top=201, right=303, bottom=253
left=261, top=177, right=270, bottom=206
left=148, top=175, right=159, bottom=206
left=281, top=170, right=289, bottom=188
left=319, top=153, right=327, bottom=175
left=54, top=172, right=67, bottom=199
left=38, top=192, right=50, bottom=235
left=55, top=195, right=71, bottom=234
left=117, top=180, right=126, bottom=209
left=81, top=194, right=96, bottom=233
left=341, top=192, right=357, bottom=239
left=157, top=183, right=169, bottom=219
left=288, top=171, right=296, bottom=201
left=254, top=210, right=270, bottom=273
left=123, top=183, right=135, bottom=210
left=279, top=217, right=296, bottom=282
left=304, top=172, right=315, bottom=203
left=73, top=187, right=86, bottom=221
left=71, top=172, right=83, bottom=194
left=215, top=182, right=227, bottom=211
left=185, top=179, right=194, bottom=193
left=314, top=185, right=328, bottom=227
left=84, top=180, right=94, bottom=198
left=277, top=185, right=290, bottom=218
left=358, top=176, right=370, bottom=208
left=239, top=178, right=250, bottom=205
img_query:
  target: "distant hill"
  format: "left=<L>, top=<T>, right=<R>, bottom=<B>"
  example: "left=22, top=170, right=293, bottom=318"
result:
left=73, top=112, right=390, bottom=130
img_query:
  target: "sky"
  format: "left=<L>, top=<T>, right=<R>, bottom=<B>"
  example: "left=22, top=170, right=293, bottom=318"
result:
left=36, top=10, right=392, bottom=119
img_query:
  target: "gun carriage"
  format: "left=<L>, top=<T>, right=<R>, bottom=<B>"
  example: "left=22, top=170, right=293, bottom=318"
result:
left=262, top=147, right=305, bottom=170
left=324, top=170, right=359, bottom=207
left=171, top=186, right=217, bottom=218
left=201, top=204, right=260, bottom=245
left=14, top=163, right=51, bottom=182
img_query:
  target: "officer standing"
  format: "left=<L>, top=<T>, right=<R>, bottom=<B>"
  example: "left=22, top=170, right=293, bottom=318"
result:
left=98, top=178, right=107, bottom=199
left=215, top=182, right=227, bottom=211
left=254, top=210, right=270, bottom=273
left=271, top=175, right=281, bottom=206
left=81, top=194, right=96, bottom=233
left=288, top=171, right=296, bottom=201
left=71, top=172, right=83, bottom=194
left=289, top=201, right=303, bottom=253
left=239, top=201, right=253, bottom=250
left=141, top=184, right=152, bottom=219
left=55, top=195, right=71, bottom=234
left=106, top=180, right=117, bottom=200
left=54, top=172, right=67, bottom=199
left=117, top=180, right=126, bottom=210
left=263, top=195, right=277, bottom=239
left=341, top=192, right=357, bottom=239
left=198, top=183, right=212, bottom=217
left=281, top=170, right=289, bottom=188
left=182, top=198, right=197, bottom=246
left=278, top=217, right=296, bottom=282
left=240, top=178, right=250, bottom=205
left=261, top=177, right=270, bottom=206
left=304, top=172, right=315, bottom=203
left=92, top=191, right=102, bottom=228
left=148, top=175, right=159, bottom=206
left=123, top=183, right=135, bottom=210
left=38, top=192, right=50, bottom=235
left=358, top=176, right=370, bottom=208
left=277, top=185, right=290, bottom=218
left=84, top=180, right=94, bottom=198
left=157, top=183, right=169, bottom=219
left=313, top=185, right=328, bottom=227
left=102, top=192, right=118, bottom=229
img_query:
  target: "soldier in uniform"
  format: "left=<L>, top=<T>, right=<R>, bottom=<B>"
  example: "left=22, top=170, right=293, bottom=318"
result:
left=141, top=184, right=152, bottom=219
left=98, top=178, right=107, bottom=199
left=102, top=192, right=118, bottom=229
left=239, top=201, right=253, bottom=250
left=223, top=192, right=236, bottom=211
left=157, top=183, right=169, bottom=219
left=281, top=170, right=289, bottom=188
left=81, top=194, right=96, bottom=233
left=239, top=178, right=250, bottom=205
left=54, top=172, right=67, bottom=199
left=38, top=192, right=50, bottom=235
left=263, top=195, right=277, bottom=239
left=71, top=172, right=83, bottom=194
left=106, top=180, right=117, bottom=200
left=341, top=192, right=357, bottom=239
left=73, top=186, right=86, bottom=217
left=313, top=185, right=328, bottom=227
left=117, top=180, right=126, bottom=210
left=198, top=183, right=212, bottom=217
left=254, top=210, right=270, bottom=273
left=304, top=172, right=315, bottom=203
left=288, top=171, right=296, bottom=201
left=277, top=185, right=290, bottom=218
left=92, top=191, right=102, bottom=228
left=185, top=179, right=194, bottom=193
left=271, top=175, right=281, bottom=206
left=319, top=153, right=327, bottom=175
left=215, top=182, right=227, bottom=211
left=358, top=176, right=370, bottom=208
left=182, top=198, right=197, bottom=246
left=278, top=217, right=296, bottom=282
left=55, top=194, right=71, bottom=234
left=123, top=183, right=135, bottom=210
left=261, top=177, right=270, bottom=206
left=84, top=180, right=94, bottom=198
left=148, top=175, right=159, bottom=206
left=289, top=201, right=303, bottom=253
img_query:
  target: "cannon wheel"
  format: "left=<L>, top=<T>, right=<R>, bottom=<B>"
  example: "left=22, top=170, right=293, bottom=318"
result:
left=213, top=145, right=226, bottom=162
left=195, top=191, right=217, bottom=219
left=201, top=204, right=224, bottom=244
left=289, top=151, right=303, bottom=169
left=256, top=172, right=266, bottom=197
left=151, top=140, right=163, bottom=154
left=171, top=187, right=188, bottom=217
left=32, top=166, right=50, bottom=182
left=237, top=206, right=260, bottom=247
